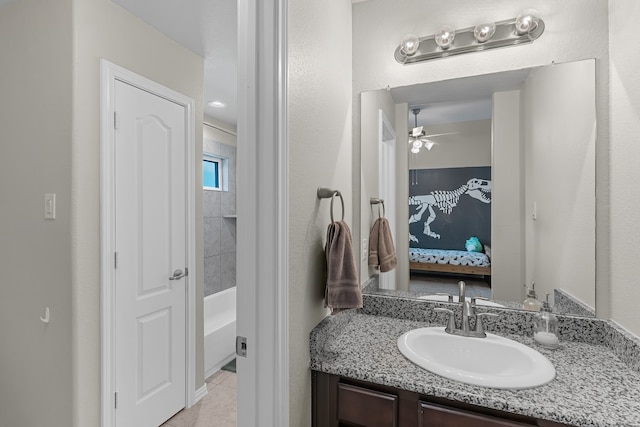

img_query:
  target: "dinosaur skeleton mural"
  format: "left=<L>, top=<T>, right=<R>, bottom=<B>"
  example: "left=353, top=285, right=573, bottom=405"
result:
left=409, top=178, right=492, bottom=243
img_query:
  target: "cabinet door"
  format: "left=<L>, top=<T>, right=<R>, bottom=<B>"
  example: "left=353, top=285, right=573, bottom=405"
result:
left=337, top=383, right=398, bottom=427
left=419, top=402, right=535, bottom=427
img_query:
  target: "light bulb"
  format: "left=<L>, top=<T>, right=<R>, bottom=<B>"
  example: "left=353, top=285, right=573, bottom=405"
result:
left=411, top=147, right=420, bottom=154
left=412, top=140, right=423, bottom=149
left=400, top=34, right=420, bottom=56
left=434, top=26, right=455, bottom=49
left=474, top=21, right=496, bottom=43
left=515, top=9, right=540, bottom=35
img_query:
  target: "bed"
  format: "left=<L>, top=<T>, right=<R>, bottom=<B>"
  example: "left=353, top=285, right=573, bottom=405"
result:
left=409, top=246, right=492, bottom=277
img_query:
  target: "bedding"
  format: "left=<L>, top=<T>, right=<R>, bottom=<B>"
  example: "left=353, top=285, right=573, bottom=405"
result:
left=409, top=246, right=491, bottom=277
left=409, top=248, right=490, bottom=267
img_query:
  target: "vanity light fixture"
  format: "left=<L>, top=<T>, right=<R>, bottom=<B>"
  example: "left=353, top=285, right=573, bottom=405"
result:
left=395, top=9, right=544, bottom=64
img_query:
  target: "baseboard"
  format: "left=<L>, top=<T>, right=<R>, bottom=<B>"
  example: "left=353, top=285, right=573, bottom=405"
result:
left=205, top=353, right=236, bottom=379
left=192, top=384, right=208, bottom=407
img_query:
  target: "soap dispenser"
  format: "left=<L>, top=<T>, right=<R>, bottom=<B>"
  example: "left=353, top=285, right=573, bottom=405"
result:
left=523, top=282, right=543, bottom=311
left=533, top=294, right=559, bottom=350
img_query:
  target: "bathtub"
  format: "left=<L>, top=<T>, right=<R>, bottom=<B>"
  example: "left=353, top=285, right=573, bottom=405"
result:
left=204, top=287, right=237, bottom=378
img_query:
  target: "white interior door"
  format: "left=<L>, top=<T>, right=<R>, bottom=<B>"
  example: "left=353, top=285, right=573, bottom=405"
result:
left=114, top=79, right=187, bottom=427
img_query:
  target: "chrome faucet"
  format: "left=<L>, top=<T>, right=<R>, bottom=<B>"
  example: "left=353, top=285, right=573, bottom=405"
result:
left=434, top=281, right=498, bottom=338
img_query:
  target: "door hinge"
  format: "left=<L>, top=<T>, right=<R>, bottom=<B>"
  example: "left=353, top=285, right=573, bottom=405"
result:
left=114, top=252, right=118, bottom=269
left=236, top=336, right=247, bottom=358
left=114, top=391, right=118, bottom=409
left=114, top=111, right=120, bottom=130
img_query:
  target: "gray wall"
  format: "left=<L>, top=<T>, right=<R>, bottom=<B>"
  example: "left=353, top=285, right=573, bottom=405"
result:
left=288, top=0, right=353, bottom=424
left=492, top=90, right=526, bottom=302
left=203, top=139, right=237, bottom=297
left=72, top=0, right=205, bottom=424
left=608, top=0, right=640, bottom=336
left=522, top=60, right=596, bottom=310
left=0, top=1, right=73, bottom=426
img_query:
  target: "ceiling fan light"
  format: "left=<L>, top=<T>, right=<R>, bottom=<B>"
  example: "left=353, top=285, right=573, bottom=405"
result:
left=411, top=126, right=424, bottom=137
left=424, top=140, right=435, bottom=150
left=412, top=140, right=423, bottom=149
left=411, top=147, right=420, bottom=154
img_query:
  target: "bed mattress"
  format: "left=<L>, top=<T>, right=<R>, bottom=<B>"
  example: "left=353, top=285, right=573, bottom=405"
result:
left=409, top=248, right=490, bottom=267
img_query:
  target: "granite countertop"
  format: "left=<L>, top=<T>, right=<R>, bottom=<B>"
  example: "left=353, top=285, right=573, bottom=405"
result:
left=310, top=311, right=640, bottom=427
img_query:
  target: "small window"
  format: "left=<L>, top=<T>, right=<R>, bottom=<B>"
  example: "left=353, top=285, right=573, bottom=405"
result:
left=203, top=153, right=228, bottom=191
left=203, top=158, right=220, bottom=190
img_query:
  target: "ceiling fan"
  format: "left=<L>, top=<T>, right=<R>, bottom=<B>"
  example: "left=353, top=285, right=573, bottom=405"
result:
left=408, top=108, right=457, bottom=154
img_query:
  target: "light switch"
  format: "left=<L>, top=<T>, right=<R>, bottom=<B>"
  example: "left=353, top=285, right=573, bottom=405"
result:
left=532, top=201, right=537, bottom=220
left=44, top=194, right=56, bottom=220
left=361, top=238, right=368, bottom=262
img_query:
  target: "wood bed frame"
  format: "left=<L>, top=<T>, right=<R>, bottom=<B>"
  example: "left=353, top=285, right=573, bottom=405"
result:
left=409, top=261, right=491, bottom=276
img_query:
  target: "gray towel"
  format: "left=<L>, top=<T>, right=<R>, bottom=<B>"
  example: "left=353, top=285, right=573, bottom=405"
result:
left=325, top=220, right=362, bottom=314
left=368, top=217, right=397, bottom=272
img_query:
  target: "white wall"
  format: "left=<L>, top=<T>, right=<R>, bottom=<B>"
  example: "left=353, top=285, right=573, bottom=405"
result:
left=492, top=91, right=526, bottom=302
left=352, top=0, right=610, bottom=318
left=522, top=61, right=596, bottom=309
left=0, top=1, right=73, bottom=425
left=408, top=120, right=491, bottom=169
left=288, top=0, right=353, bottom=425
left=72, top=0, right=204, bottom=425
left=204, top=118, right=237, bottom=147
left=609, top=0, right=640, bottom=337
left=395, top=103, right=410, bottom=291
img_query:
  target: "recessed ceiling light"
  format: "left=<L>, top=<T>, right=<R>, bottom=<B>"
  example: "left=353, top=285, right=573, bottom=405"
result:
left=207, top=100, right=226, bottom=108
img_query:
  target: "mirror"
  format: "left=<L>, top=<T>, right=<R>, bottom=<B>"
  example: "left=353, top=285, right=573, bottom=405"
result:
left=360, top=59, right=596, bottom=317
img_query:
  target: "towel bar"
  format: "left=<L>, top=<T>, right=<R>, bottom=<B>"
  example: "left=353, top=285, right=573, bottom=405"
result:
left=370, top=198, right=385, bottom=218
left=317, top=187, right=345, bottom=223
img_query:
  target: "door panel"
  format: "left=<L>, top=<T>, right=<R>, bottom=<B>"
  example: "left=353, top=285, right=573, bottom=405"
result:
left=114, top=79, right=187, bottom=427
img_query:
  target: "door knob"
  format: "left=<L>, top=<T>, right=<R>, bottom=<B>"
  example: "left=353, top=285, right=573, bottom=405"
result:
left=169, top=268, right=187, bottom=280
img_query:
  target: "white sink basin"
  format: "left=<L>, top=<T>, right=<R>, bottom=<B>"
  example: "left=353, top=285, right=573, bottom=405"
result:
left=397, top=327, right=555, bottom=389
left=418, top=295, right=505, bottom=307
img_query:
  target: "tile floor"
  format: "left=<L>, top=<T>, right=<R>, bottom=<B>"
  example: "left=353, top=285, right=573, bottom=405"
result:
left=161, top=370, right=237, bottom=427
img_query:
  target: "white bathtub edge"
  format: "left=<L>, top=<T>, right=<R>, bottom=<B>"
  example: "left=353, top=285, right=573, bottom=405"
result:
left=205, top=353, right=237, bottom=380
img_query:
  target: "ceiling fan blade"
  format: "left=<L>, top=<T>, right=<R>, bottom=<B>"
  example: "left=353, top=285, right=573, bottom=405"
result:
left=423, top=131, right=458, bottom=138
left=410, top=126, right=424, bottom=137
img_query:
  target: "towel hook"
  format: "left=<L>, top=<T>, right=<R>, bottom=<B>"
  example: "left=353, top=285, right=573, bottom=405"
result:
left=317, top=187, right=345, bottom=223
left=330, top=191, right=345, bottom=223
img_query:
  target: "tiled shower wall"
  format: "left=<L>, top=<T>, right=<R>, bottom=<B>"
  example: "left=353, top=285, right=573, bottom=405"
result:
left=203, top=139, right=236, bottom=297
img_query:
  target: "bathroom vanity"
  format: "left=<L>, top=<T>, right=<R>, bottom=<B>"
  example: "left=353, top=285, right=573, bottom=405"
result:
left=313, top=371, right=570, bottom=426
left=310, top=294, right=640, bottom=427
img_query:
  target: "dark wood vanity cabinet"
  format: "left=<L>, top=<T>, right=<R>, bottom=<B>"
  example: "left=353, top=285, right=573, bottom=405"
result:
left=312, top=371, right=574, bottom=427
